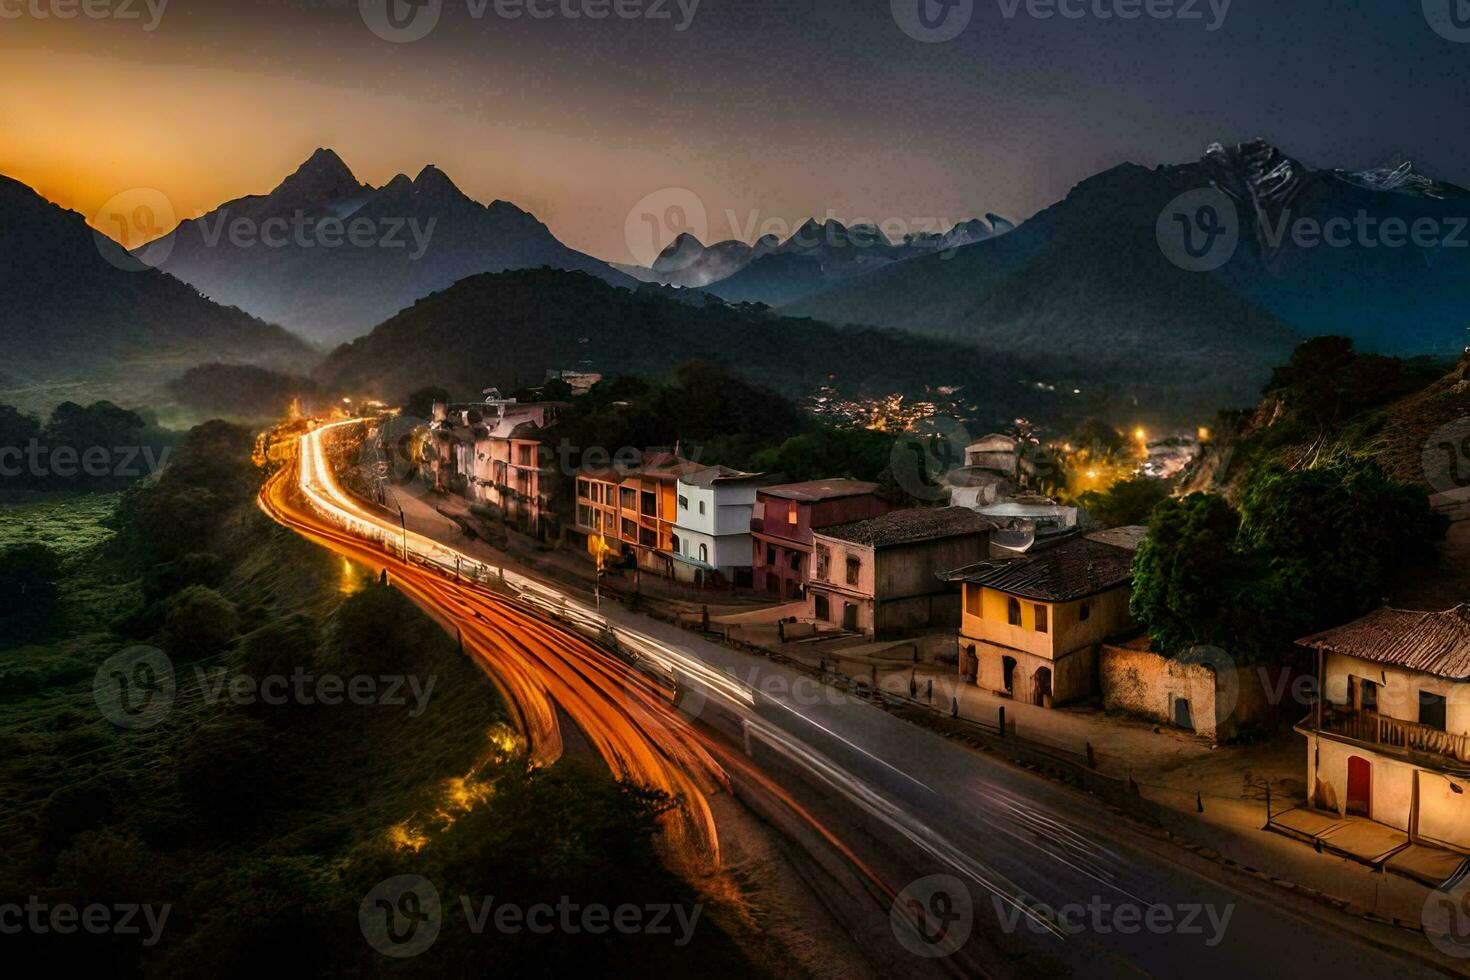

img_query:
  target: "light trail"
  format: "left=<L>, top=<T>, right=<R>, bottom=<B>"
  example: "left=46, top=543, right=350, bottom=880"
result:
left=260, top=417, right=1120, bottom=943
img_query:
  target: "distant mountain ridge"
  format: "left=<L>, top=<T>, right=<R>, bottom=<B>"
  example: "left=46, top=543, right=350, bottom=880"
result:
left=615, top=215, right=1013, bottom=299
left=785, top=140, right=1470, bottom=408
left=0, top=173, right=312, bottom=405
left=147, top=149, right=640, bottom=345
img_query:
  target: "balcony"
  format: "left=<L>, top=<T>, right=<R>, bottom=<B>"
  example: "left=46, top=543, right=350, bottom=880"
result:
left=1311, top=706, right=1470, bottom=769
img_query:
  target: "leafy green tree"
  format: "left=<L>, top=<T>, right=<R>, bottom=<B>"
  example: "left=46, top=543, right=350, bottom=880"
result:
left=1077, top=477, right=1170, bottom=527
left=1238, top=459, right=1446, bottom=626
left=0, top=543, right=64, bottom=617
left=159, top=585, right=239, bottom=661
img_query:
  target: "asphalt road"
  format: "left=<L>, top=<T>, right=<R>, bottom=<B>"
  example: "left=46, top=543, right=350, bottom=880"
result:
left=266, top=418, right=1454, bottom=977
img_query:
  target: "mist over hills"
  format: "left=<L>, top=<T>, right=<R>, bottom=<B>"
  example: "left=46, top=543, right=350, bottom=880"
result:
left=146, top=149, right=639, bottom=345
left=0, top=173, right=312, bottom=410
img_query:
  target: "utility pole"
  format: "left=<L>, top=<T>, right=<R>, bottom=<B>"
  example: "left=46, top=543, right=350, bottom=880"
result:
left=398, top=505, right=408, bottom=562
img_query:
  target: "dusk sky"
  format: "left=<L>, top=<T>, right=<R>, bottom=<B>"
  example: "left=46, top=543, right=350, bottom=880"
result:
left=6, top=0, right=1470, bottom=262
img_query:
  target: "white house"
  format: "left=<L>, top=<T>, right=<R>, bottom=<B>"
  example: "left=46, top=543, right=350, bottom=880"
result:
left=672, top=466, right=769, bottom=588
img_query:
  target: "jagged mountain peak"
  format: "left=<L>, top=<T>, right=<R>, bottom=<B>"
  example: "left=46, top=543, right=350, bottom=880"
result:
left=271, top=147, right=366, bottom=203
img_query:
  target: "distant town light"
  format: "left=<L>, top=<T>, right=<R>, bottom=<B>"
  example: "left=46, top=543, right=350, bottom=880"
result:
left=1132, top=427, right=1147, bottom=443
left=1198, top=426, right=1212, bottom=443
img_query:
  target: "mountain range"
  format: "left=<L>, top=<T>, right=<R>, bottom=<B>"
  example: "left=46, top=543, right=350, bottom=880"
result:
left=785, top=141, right=1470, bottom=386
left=146, top=149, right=639, bottom=345
left=316, top=267, right=1069, bottom=428
left=615, top=215, right=1014, bottom=302
left=0, top=174, right=311, bottom=410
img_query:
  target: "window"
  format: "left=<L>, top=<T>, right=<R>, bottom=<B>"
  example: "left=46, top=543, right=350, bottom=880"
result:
left=1079, top=603, right=1091, bottom=622
left=815, top=544, right=831, bottom=581
left=621, top=518, right=637, bottom=540
left=1360, top=678, right=1378, bottom=713
left=965, top=586, right=981, bottom=617
left=639, top=526, right=657, bottom=548
left=577, top=504, right=594, bottom=528
left=671, top=534, right=681, bottom=554
left=678, top=495, right=689, bottom=510
left=787, top=504, right=798, bottom=525
left=1034, top=604, right=1048, bottom=634
left=698, top=500, right=706, bottom=515
left=766, top=546, right=776, bottom=566
left=789, top=551, right=802, bottom=571
left=846, top=557, right=861, bottom=585
left=699, top=543, right=709, bottom=563
left=814, top=594, right=830, bottom=621
left=577, top=479, right=592, bottom=500
left=516, top=445, right=533, bottom=467
left=1421, top=691, right=1448, bottom=732
left=603, top=511, right=616, bottom=532
left=620, top=487, right=636, bottom=510
left=640, top=490, right=658, bottom=517
left=1007, top=597, right=1022, bottom=627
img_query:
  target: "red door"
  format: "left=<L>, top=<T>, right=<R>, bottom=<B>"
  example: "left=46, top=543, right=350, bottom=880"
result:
left=1346, top=756, right=1371, bottom=818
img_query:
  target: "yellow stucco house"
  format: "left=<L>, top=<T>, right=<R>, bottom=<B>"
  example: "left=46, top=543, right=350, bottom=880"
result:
left=1296, top=605, right=1470, bottom=854
left=954, top=529, right=1142, bottom=707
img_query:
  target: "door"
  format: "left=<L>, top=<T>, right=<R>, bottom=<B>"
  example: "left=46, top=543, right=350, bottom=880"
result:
left=1173, top=697, right=1194, bottom=731
left=1034, top=667, right=1053, bottom=708
left=842, top=603, right=859, bottom=631
left=1346, top=756, right=1372, bottom=818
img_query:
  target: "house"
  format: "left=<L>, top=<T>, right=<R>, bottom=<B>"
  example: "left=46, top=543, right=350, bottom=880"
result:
left=428, top=395, right=563, bottom=539
left=952, top=529, right=1142, bottom=707
left=1295, top=605, right=1470, bottom=852
left=573, top=452, right=702, bottom=578
left=964, top=433, right=1034, bottom=483
left=671, top=466, right=771, bottom=588
left=975, top=494, right=1080, bottom=542
left=750, top=480, right=894, bottom=600
left=807, top=507, right=996, bottom=636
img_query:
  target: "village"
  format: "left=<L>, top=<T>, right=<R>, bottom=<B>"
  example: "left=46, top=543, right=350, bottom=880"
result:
left=408, top=366, right=1470, bottom=933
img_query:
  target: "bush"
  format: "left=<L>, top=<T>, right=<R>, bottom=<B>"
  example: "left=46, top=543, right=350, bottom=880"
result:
left=160, top=586, right=238, bottom=662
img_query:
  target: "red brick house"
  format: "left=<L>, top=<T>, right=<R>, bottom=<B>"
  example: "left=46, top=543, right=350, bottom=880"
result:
left=750, top=479, right=894, bottom=600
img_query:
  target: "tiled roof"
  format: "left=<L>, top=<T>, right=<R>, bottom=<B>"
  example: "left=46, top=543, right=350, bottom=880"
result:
left=818, top=507, right=996, bottom=548
left=679, top=465, right=767, bottom=488
left=962, top=536, right=1136, bottom=602
left=761, top=479, right=880, bottom=502
left=1296, top=605, right=1470, bottom=680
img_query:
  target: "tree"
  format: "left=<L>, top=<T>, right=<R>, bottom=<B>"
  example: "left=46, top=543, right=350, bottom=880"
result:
left=159, top=585, right=239, bottom=661
left=1071, top=417, right=1125, bottom=455
left=1238, top=458, right=1446, bottom=626
left=1077, top=477, right=1170, bottom=527
left=1129, top=494, right=1285, bottom=660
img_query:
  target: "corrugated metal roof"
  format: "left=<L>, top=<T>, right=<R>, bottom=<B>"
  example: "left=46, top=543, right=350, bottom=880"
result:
left=761, top=479, right=881, bottom=502
left=1297, top=605, right=1470, bottom=680
left=961, top=536, right=1136, bottom=602
left=818, top=507, right=996, bottom=548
